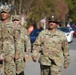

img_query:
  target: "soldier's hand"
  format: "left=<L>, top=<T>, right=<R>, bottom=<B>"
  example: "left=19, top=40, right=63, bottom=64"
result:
left=25, top=54, right=29, bottom=59
left=32, top=56, right=37, bottom=62
left=15, top=55, right=19, bottom=60
left=0, top=55, right=4, bottom=61
left=64, top=62, right=70, bottom=69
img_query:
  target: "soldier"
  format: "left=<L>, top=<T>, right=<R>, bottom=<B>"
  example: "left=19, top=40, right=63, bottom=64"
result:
left=12, top=15, right=31, bottom=75
left=32, top=17, right=70, bottom=75
left=0, top=6, right=16, bottom=75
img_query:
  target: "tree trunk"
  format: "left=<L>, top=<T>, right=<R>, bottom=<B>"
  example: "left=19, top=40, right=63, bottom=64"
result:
left=19, top=0, right=22, bottom=15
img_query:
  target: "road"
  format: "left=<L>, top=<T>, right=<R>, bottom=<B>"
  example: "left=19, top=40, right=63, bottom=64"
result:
left=24, top=38, right=76, bottom=75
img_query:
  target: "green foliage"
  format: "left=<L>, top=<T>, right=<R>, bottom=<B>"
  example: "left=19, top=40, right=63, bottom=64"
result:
left=65, top=0, right=76, bottom=22
left=14, top=0, right=68, bottom=25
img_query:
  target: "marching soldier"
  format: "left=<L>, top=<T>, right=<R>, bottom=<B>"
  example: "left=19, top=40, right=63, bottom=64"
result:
left=12, top=15, right=31, bottom=75
left=0, top=6, right=16, bottom=75
left=32, top=17, right=70, bottom=75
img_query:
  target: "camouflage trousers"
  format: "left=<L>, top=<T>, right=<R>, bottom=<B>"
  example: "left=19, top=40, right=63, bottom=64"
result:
left=4, top=58, right=16, bottom=75
left=40, top=64, right=62, bottom=75
left=0, top=61, right=3, bottom=75
left=15, top=59, right=25, bottom=75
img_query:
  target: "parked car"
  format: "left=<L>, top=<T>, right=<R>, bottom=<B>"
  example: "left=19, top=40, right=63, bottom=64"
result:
left=71, top=27, right=76, bottom=37
left=30, top=28, right=43, bottom=46
left=58, top=27, right=74, bottom=43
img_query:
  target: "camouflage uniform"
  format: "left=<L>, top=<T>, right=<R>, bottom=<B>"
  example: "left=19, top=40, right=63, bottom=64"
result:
left=32, top=29, right=70, bottom=75
left=0, top=6, right=16, bottom=75
left=12, top=15, right=31, bottom=75
left=1, top=20, right=16, bottom=75
left=14, top=25, right=31, bottom=75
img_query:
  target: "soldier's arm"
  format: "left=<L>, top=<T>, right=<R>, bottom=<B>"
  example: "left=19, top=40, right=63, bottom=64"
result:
left=24, top=29, right=31, bottom=55
left=62, top=34, right=70, bottom=69
left=14, top=40, right=21, bottom=60
left=32, top=32, right=43, bottom=59
left=13, top=29, right=20, bottom=58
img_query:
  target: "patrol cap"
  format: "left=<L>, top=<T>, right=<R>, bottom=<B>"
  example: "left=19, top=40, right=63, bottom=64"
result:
left=48, top=16, right=59, bottom=24
left=1, top=6, right=11, bottom=13
left=12, top=15, right=21, bottom=21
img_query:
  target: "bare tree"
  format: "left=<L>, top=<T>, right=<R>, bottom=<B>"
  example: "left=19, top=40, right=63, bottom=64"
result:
left=19, top=0, right=22, bottom=15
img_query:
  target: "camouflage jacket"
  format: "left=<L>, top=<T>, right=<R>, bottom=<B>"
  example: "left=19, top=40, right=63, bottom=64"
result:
left=32, top=29, right=70, bottom=66
left=0, top=20, right=15, bottom=59
left=14, top=25, right=31, bottom=60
